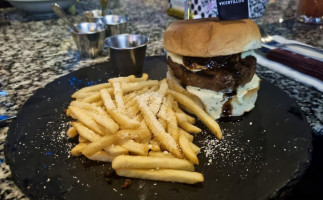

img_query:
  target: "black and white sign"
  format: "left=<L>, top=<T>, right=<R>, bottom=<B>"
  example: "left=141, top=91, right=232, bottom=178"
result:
left=217, top=0, right=249, bottom=19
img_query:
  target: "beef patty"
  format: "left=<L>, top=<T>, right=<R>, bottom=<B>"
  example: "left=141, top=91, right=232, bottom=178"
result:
left=168, top=54, right=257, bottom=92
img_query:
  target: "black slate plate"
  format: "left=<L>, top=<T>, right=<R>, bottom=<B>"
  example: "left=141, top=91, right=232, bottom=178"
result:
left=5, top=56, right=312, bottom=200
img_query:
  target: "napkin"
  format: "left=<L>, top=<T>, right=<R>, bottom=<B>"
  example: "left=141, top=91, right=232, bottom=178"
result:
left=255, top=35, right=323, bottom=92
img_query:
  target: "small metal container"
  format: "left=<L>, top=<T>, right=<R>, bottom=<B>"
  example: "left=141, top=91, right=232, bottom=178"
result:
left=83, top=9, right=112, bottom=18
left=69, top=22, right=106, bottom=58
left=104, top=34, right=149, bottom=75
left=100, top=15, right=128, bottom=36
left=84, top=11, right=128, bottom=37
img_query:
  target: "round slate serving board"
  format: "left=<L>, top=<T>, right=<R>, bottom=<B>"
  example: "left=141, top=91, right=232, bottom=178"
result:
left=5, top=56, right=312, bottom=200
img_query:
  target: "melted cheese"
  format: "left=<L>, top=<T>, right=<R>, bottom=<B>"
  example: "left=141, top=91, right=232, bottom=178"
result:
left=236, top=75, right=260, bottom=104
left=186, top=74, right=260, bottom=119
left=186, top=86, right=224, bottom=120
left=167, top=52, right=183, bottom=65
left=241, top=50, right=256, bottom=59
left=168, top=50, right=256, bottom=65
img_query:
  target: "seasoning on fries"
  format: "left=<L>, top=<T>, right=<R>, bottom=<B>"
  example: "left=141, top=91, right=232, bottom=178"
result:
left=65, top=73, right=223, bottom=184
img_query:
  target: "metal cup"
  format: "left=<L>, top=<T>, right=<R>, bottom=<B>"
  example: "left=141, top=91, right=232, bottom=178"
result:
left=83, top=9, right=112, bottom=19
left=104, top=34, right=149, bottom=75
left=69, top=22, right=106, bottom=58
left=84, top=11, right=128, bottom=37
left=99, top=15, right=128, bottom=36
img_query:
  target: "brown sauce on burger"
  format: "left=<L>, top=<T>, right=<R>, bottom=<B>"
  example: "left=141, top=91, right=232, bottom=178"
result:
left=221, top=92, right=236, bottom=117
left=168, top=54, right=257, bottom=93
left=183, top=53, right=241, bottom=71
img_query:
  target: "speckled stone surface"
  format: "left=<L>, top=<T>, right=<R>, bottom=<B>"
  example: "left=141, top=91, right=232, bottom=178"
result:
left=0, top=0, right=322, bottom=199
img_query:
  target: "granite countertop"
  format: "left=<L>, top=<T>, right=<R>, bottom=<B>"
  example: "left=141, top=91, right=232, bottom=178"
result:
left=0, top=0, right=322, bottom=199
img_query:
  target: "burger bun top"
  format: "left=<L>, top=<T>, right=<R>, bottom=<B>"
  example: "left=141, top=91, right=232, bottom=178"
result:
left=163, top=19, right=261, bottom=57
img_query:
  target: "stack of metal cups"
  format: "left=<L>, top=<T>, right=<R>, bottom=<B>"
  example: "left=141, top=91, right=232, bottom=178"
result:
left=76, top=9, right=149, bottom=75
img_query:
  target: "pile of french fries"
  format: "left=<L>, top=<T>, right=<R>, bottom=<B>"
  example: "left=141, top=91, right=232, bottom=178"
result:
left=65, top=73, right=222, bottom=184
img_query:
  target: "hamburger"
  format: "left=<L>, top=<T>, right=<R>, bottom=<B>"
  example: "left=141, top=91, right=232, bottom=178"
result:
left=163, top=19, right=261, bottom=119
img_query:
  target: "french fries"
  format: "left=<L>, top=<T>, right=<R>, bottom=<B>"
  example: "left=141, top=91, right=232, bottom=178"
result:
left=137, top=97, right=182, bottom=158
left=72, top=122, right=101, bottom=142
left=100, top=89, right=140, bottom=129
left=178, top=128, right=194, bottom=142
left=68, top=106, right=105, bottom=135
left=71, top=143, right=88, bottom=156
left=112, top=155, right=194, bottom=171
left=115, top=168, right=204, bottom=184
left=179, top=134, right=199, bottom=164
left=104, top=145, right=129, bottom=156
left=121, top=140, right=149, bottom=156
left=122, top=80, right=158, bottom=94
left=168, top=90, right=222, bottom=139
left=71, top=83, right=111, bottom=98
left=82, top=135, right=119, bottom=157
left=67, top=127, right=78, bottom=138
left=148, top=151, right=175, bottom=158
left=112, top=81, right=127, bottom=114
left=86, top=150, right=115, bottom=162
left=65, top=73, right=223, bottom=184
left=179, top=121, right=202, bottom=134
